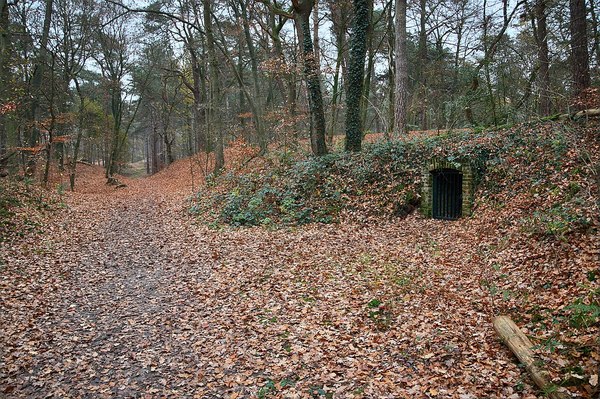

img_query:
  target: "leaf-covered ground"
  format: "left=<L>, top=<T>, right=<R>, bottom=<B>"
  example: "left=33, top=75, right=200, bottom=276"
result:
left=1, top=122, right=599, bottom=398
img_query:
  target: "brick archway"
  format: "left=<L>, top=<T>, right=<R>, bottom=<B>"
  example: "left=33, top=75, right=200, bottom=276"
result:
left=421, top=159, right=474, bottom=219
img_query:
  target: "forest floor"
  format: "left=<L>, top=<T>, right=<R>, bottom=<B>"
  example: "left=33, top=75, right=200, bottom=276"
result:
left=1, top=133, right=599, bottom=398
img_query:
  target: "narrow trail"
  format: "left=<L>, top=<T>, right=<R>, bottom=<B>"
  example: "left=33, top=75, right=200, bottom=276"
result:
left=2, top=165, right=597, bottom=398
left=2, top=185, right=216, bottom=397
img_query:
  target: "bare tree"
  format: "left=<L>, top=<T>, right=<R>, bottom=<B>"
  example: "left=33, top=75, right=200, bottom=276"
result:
left=394, top=0, right=408, bottom=136
left=0, top=0, right=10, bottom=157
left=292, top=0, right=327, bottom=156
left=533, top=0, right=551, bottom=115
left=202, top=0, right=224, bottom=173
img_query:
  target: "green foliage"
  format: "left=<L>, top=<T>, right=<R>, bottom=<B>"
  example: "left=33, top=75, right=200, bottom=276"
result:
left=257, top=380, right=277, bottom=399
left=191, top=121, right=596, bottom=237
left=566, top=299, right=600, bottom=328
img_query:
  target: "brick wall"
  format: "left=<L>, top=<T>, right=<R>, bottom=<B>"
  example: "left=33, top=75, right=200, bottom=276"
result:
left=421, top=159, right=474, bottom=218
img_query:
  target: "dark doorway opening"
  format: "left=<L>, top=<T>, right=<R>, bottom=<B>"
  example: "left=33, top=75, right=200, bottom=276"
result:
left=432, top=168, right=463, bottom=220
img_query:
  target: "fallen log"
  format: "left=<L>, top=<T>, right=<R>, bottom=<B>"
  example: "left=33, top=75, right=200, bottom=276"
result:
left=557, top=108, right=600, bottom=121
left=493, top=316, right=568, bottom=399
left=572, top=108, right=600, bottom=120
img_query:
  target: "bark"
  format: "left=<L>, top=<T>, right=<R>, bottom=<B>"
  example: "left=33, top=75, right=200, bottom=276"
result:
left=591, top=0, right=600, bottom=66
left=69, top=109, right=84, bottom=188
left=569, top=0, right=591, bottom=95
left=345, top=0, right=371, bottom=152
left=203, top=0, right=224, bottom=173
left=417, top=0, right=428, bottom=130
left=293, top=0, right=327, bottom=156
left=188, top=44, right=208, bottom=152
left=328, top=0, right=351, bottom=100
left=394, top=0, right=408, bottom=136
left=359, top=1, right=375, bottom=131
left=29, top=0, right=54, bottom=148
left=493, top=316, right=568, bottom=399
left=0, top=0, right=9, bottom=157
left=313, top=0, right=321, bottom=68
left=535, top=0, right=551, bottom=116
left=386, top=0, right=394, bottom=137
left=328, top=44, right=343, bottom=143
left=236, top=0, right=267, bottom=152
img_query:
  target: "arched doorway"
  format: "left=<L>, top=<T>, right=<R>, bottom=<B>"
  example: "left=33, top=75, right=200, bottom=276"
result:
left=431, top=168, right=463, bottom=220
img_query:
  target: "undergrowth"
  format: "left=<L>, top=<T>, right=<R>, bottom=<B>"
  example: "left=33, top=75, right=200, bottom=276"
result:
left=190, top=121, right=598, bottom=240
left=0, top=178, right=61, bottom=243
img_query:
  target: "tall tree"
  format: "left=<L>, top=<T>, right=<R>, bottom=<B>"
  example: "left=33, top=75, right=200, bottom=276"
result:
left=534, top=0, right=551, bottom=115
left=0, top=0, right=10, bottom=157
left=92, top=4, right=140, bottom=179
left=292, top=0, right=327, bottom=156
left=394, top=0, right=408, bottom=136
left=569, top=0, right=590, bottom=95
left=345, top=0, right=371, bottom=152
left=27, top=0, right=54, bottom=177
left=202, top=0, right=224, bottom=172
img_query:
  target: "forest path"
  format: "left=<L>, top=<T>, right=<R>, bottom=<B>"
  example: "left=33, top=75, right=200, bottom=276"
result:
left=2, top=166, right=593, bottom=398
left=2, top=183, right=217, bottom=397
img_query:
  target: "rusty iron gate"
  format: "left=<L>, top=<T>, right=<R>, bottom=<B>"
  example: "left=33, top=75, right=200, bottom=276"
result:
left=432, top=169, right=462, bottom=220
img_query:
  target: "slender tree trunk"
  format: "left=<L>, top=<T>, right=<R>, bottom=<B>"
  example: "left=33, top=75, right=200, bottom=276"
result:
left=360, top=1, right=375, bottom=131
left=535, top=0, right=551, bottom=116
left=0, top=0, right=9, bottom=157
left=328, top=47, right=343, bottom=144
left=328, top=0, right=350, bottom=102
left=417, top=0, right=428, bottom=130
left=238, top=0, right=267, bottom=152
left=569, top=0, right=591, bottom=95
left=189, top=48, right=208, bottom=152
left=270, top=12, right=298, bottom=138
left=313, top=0, right=321, bottom=68
left=590, top=0, right=600, bottom=66
left=69, top=80, right=85, bottom=190
left=43, top=55, right=57, bottom=186
left=27, top=0, right=53, bottom=177
left=345, top=0, right=371, bottom=152
left=293, top=0, right=327, bottom=156
left=386, top=0, right=395, bottom=137
left=203, top=0, right=224, bottom=172
left=394, top=0, right=408, bottom=136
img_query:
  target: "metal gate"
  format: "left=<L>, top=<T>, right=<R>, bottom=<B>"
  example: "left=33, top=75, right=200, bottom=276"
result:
left=432, top=169, right=462, bottom=220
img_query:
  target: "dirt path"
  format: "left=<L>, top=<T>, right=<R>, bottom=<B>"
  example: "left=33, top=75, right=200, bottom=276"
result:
left=1, top=171, right=596, bottom=398
left=2, top=188, right=215, bottom=397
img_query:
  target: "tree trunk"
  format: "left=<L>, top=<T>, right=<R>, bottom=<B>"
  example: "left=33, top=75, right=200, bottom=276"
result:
left=0, top=0, right=9, bottom=157
left=189, top=46, right=208, bottom=153
left=293, top=0, right=327, bottom=156
left=345, top=0, right=371, bottom=152
left=328, top=46, right=343, bottom=144
left=590, top=0, right=600, bottom=66
left=535, top=0, right=551, bottom=116
left=238, top=0, right=267, bottom=153
left=493, top=316, right=569, bottom=399
left=270, top=11, right=298, bottom=139
left=203, top=0, right=224, bottom=173
left=386, top=0, right=395, bottom=137
left=394, top=0, right=408, bottom=136
left=27, top=0, right=54, bottom=177
left=569, top=0, right=591, bottom=95
left=69, top=79, right=85, bottom=190
left=360, top=1, right=375, bottom=132
left=417, top=0, right=428, bottom=130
